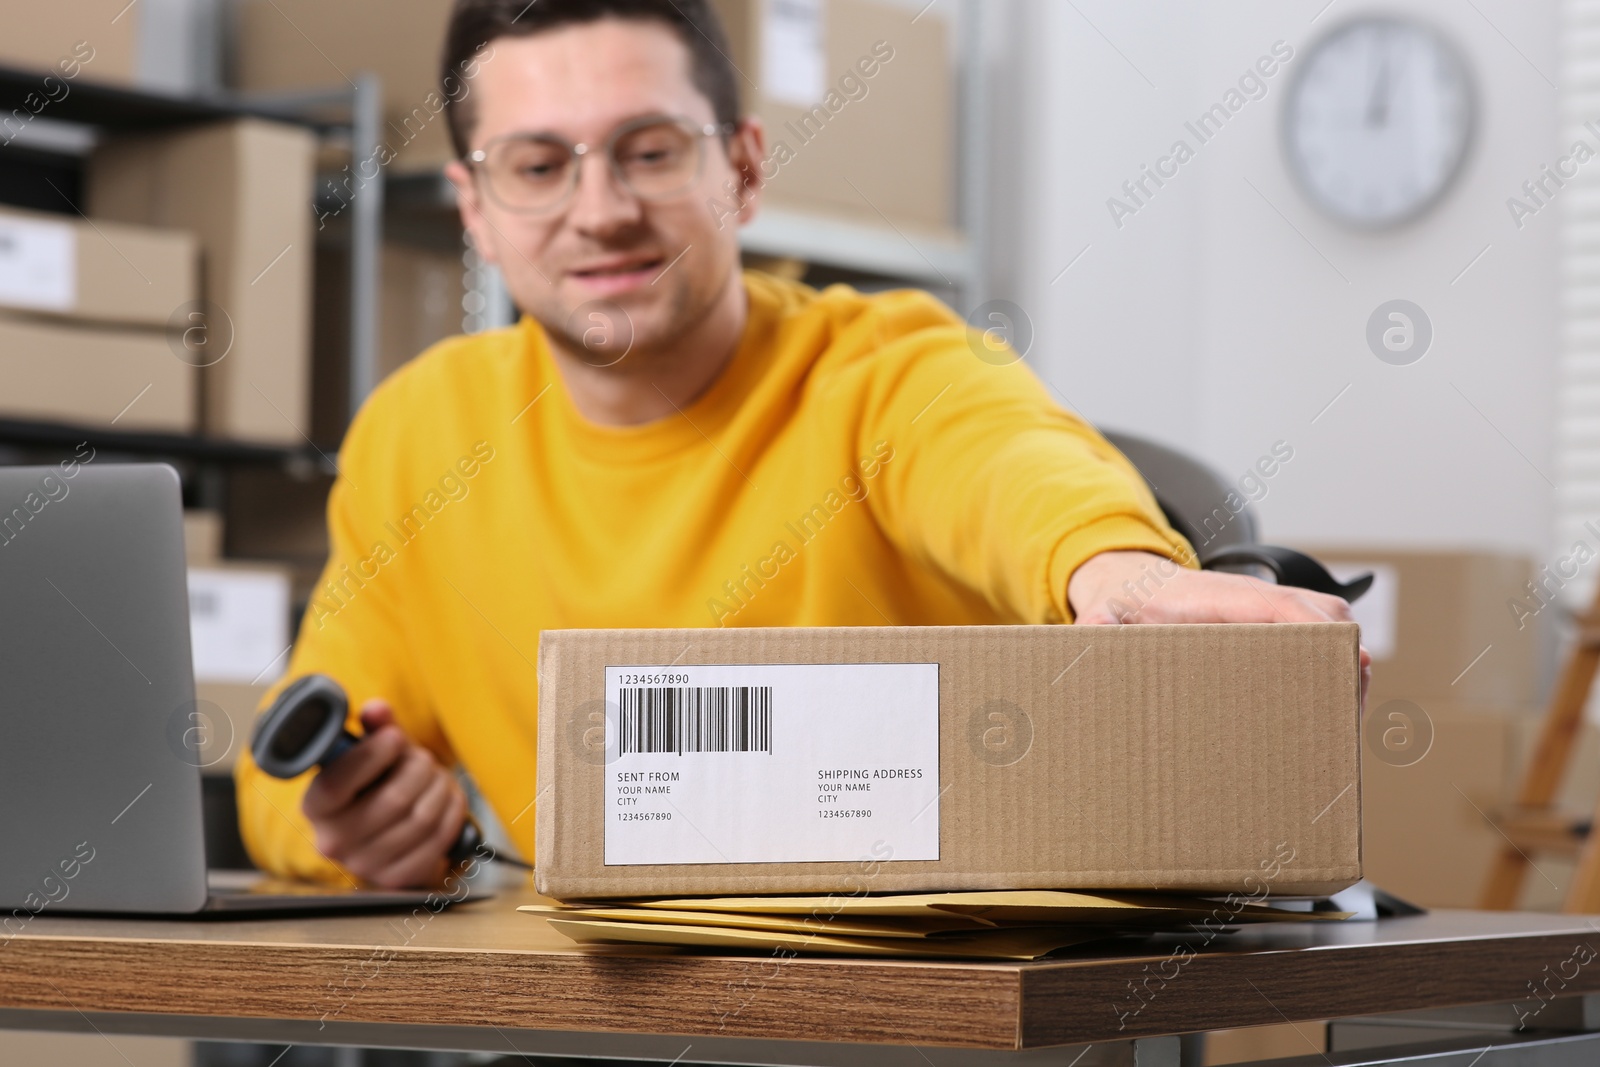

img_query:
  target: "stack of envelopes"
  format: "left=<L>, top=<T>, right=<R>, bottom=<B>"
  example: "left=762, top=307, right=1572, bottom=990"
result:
left=521, top=890, right=1350, bottom=960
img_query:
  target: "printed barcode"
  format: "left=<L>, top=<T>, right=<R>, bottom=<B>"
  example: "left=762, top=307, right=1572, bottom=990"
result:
left=618, top=686, right=773, bottom=755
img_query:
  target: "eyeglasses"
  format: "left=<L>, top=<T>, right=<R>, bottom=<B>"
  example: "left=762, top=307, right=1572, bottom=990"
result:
left=466, top=115, right=736, bottom=215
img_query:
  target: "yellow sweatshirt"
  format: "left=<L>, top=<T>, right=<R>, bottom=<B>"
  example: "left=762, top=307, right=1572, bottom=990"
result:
left=234, top=270, right=1193, bottom=881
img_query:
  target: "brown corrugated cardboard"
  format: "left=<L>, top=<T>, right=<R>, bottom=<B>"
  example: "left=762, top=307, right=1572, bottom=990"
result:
left=86, top=119, right=316, bottom=445
left=182, top=509, right=224, bottom=565
left=380, top=239, right=466, bottom=380
left=223, top=466, right=332, bottom=565
left=310, top=238, right=467, bottom=443
left=235, top=0, right=954, bottom=225
left=0, top=1032, right=188, bottom=1067
left=536, top=624, right=1362, bottom=900
left=0, top=3, right=136, bottom=86
left=233, top=0, right=457, bottom=169
left=0, top=206, right=197, bottom=328
left=1361, top=701, right=1525, bottom=908
left=711, top=0, right=955, bottom=230
left=193, top=681, right=271, bottom=774
left=0, top=313, right=194, bottom=432
left=1301, top=547, right=1537, bottom=706
left=1204, top=1022, right=1326, bottom=1064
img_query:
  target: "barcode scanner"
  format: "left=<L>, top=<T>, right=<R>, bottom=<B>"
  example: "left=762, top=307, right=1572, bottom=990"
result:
left=250, top=674, right=529, bottom=871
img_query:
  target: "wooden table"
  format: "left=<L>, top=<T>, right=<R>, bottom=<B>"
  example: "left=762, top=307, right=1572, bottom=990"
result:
left=6, top=872, right=1600, bottom=1066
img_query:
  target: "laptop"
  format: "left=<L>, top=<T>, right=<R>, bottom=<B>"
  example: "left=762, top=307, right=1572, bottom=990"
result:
left=0, top=462, right=471, bottom=915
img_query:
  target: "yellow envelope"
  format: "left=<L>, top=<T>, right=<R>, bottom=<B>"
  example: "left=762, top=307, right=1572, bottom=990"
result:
left=927, top=891, right=1352, bottom=925
left=518, top=903, right=989, bottom=939
left=596, top=889, right=1344, bottom=924
left=545, top=917, right=1112, bottom=960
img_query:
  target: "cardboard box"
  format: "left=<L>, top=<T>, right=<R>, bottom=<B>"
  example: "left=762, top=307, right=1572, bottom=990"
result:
left=0, top=206, right=197, bottom=328
left=0, top=313, right=194, bottom=431
left=223, top=466, right=333, bottom=565
left=1360, top=701, right=1525, bottom=908
left=235, top=0, right=954, bottom=224
left=187, top=563, right=292, bottom=686
left=536, top=624, right=1363, bottom=900
left=86, top=119, right=316, bottom=445
left=310, top=237, right=467, bottom=443
left=0, top=1032, right=188, bottom=1067
left=711, top=0, right=955, bottom=230
left=1203, top=1022, right=1325, bottom=1064
left=182, top=509, right=223, bottom=564
left=380, top=239, right=466, bottom=380
left=1505, top=714, right=1600, bottom=910
left=1302, top=548, right=1537, bottom=706
left=233, top=0, right=457, bottom=169
left=0, top=2, right=136, bottom=85
left=193, top=681, right=271, bottom=774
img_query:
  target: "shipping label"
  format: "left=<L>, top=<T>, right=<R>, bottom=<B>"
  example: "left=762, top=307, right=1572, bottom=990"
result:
left=602, top=663, right=940, bottom=865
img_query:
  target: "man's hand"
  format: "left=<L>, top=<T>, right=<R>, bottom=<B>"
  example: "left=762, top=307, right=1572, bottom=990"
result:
left=1068, top=550, right=1354, bottom=625
left=300, top=701, right=468, bottom=889
left=1068, top=550, right=1372, bottom=700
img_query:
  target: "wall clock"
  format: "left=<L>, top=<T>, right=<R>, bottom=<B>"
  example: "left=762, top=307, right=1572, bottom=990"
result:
left=1283, top=17, right=1475, bottom=228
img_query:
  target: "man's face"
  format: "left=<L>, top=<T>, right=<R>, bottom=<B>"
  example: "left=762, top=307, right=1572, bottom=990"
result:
left=448, top=20, right=763, bottom=364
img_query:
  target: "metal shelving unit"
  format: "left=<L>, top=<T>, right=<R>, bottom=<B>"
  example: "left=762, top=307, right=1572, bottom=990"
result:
left=385, top=0, right=989, bottom=331
left=0, top=65, right=383, bottom=474
left=736, top=0, right=989, bottom=302
left=0, top=0, right=988, bottom=470
left=741, top=205, right=973, bottom=292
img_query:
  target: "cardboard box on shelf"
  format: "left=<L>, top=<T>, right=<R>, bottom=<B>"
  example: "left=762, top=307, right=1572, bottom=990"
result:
left=711, top=0, right=956, bottom=230
left=0, top=3, right=136, bottom=86
left=1360, top=700, right=1527, bottom=909
left=380, top=239, right=467, bottom=381
left=86, top=119, right=316, bottom=446
left=187, top=562, right=292, bottom=687
left=0, top=1032, right=188, bottom=1067
left=232, top=0, right=458, bottom=170
left=223, top=466, right=333, bottom=566
left=1203, top=1022, right=1326, bottom=1064
left=182, top=509, right=224, bottom=565
left=236, top=0, right=957, bottom=226
left=0, top=313, right=194, bottom=432
left=0, top=206, right=197, bottom=328
left=193, top=681, right=271, bottom=774
left=1299, top=547, right=1537, bottom=706
left=537, top=623, right=1363, bottom=900
left=310, top=237, right=468, bottom=443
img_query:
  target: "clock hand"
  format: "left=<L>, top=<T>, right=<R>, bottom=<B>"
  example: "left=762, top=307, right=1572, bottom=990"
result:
left=1366, top=45, right=1391, bottom=128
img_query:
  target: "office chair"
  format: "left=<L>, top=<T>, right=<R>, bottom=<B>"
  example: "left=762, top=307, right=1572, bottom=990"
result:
left=1103, top=430, right=1371, bottom=603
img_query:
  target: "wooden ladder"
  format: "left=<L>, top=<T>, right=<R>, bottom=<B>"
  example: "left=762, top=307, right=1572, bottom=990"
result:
left=1480, top=584, right=1600, bottom=911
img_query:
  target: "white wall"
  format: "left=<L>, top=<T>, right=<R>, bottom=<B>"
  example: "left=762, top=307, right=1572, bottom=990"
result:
left=984, top=0, right=1561, bottom=561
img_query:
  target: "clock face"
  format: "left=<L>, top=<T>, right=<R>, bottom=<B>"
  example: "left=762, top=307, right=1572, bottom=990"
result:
left=1284, top=18, right=1474, bottom=228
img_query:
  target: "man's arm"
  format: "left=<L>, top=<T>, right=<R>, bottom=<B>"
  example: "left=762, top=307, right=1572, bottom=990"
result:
left=849, top=295, right=1196, bottom=623
left=848, top=292, right=1371, bottom=647
left=233, top=397, right=464, bottom=887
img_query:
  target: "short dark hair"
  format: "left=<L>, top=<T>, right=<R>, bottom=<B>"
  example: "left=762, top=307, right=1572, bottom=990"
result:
left=441, top=0, right=742, bottom=159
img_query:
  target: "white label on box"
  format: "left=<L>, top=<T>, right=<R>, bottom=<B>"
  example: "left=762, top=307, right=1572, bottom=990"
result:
left=1327, top=562, right=1398, bottom=661
left=762, top=0, right=827, bottom=107
left=603, top=663, right=940, bottom=866
left=187, top=569, right=290, bottom=684
left=0, top=215, right=75, bottom=313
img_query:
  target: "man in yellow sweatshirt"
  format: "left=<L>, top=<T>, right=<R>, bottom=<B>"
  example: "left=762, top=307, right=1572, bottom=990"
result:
left=235, top=0, right=1361, bottom=888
